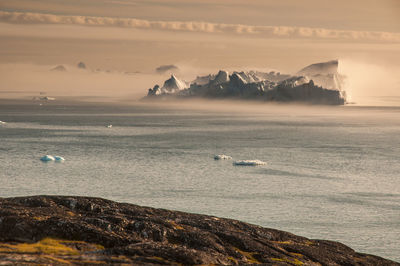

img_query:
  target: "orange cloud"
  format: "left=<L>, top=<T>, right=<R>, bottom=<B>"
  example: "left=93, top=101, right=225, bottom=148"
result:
left=1, top=11, right=399, bottom=42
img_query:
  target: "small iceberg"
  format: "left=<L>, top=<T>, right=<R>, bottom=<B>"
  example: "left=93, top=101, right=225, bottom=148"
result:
left=214, top=154, right=232, bottom=160
left=54, top=156, right=65, bottom=162
left=40, top=155, right=65, bottom=162
left=233, top=160, right=267, bottom=166
left=40, top=155, right=55, bottom=162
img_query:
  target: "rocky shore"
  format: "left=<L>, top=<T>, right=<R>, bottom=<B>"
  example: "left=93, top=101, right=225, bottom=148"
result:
left=0, top=196, right=397, bottom=265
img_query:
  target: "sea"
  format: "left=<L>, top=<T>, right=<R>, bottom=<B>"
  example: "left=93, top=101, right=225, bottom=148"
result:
left=0, top=99, right=399, bottom=262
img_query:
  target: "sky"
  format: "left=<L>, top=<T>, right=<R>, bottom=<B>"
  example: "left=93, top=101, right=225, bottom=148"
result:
left=0, top=0, right=399, bottom=101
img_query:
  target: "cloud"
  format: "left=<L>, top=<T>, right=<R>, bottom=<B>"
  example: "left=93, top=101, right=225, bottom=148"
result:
left=156, top=65, right=179, bottom=74
left=1, top=10, right=399, bottom=42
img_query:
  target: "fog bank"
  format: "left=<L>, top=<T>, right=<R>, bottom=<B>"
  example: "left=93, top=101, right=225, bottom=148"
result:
left=1, top=59, right=399, bottom=107
left=339, top=59, right=400, bottom=104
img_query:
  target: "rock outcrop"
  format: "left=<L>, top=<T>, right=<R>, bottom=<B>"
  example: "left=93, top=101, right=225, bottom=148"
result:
left=0, top=196, right=397, bottom=265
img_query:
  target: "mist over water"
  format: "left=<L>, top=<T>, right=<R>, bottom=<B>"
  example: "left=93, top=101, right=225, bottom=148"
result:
left=0, top=100, right=399, bottom=261
left=1, top=58, right=400, bottom=107
left=0, top=63, right=166, bottom=100
left=338, top=59, right=400, bottom=105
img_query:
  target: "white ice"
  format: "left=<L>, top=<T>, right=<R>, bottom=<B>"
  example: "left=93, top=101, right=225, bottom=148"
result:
left=40, top=155, right=55, bottom=161
left=233, top=160, right=266, bottom=166
left=54, top=156, right=65, bottom=162
left=214, top=154, right=232, bottom=160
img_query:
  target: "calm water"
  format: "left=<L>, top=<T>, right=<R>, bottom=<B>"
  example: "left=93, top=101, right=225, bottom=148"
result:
left=1, top=100, right=399, bottom=262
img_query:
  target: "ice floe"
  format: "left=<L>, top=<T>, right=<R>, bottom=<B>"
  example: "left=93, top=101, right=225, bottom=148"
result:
left=214, top=154, right=232, bottom=160
left=233, top=160, right=267, bottom=166
left=54, top=156, right=65, bottom=162
left=40, top=155, right=55, bottom=162
left=40, top=155, right=65, bottom=162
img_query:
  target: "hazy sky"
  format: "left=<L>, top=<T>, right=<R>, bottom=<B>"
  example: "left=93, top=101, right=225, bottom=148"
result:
left=1, top=0, right=399, bottom=31
left=0, top=0, right=399, bottom=100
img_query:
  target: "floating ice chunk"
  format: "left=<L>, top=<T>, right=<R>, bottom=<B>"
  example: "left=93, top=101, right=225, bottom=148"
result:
left=233, top=160, right=267, bottom=166
left=214, top=154, right=232, bottom=160
left=54, top=156, right=65, bottom=162
left=40, top=155, right=55, bottom=162
left=106, top=124, right=112, bottom=128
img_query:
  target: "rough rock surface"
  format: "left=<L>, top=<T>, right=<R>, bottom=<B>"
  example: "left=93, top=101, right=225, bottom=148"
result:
left=0, top=195, right=397, bottom=265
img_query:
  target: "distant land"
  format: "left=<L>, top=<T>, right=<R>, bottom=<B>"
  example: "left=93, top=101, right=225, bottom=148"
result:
left=0, top=196, right=397, bottom=265
left=146, top=60, right=347, bottom=105
left=50, top=65, right=67, bottom=72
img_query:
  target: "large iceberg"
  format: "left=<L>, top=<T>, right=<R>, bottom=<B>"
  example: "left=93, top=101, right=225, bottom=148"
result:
left=145, top=60, right=346, bottom=105
left=297, top=60, right=345, bottom=92
left=148, top=74, right=188, bottom=96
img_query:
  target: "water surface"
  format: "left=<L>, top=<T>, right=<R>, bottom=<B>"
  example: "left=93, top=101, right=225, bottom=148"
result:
left=0, top=100, right=399, bottom=261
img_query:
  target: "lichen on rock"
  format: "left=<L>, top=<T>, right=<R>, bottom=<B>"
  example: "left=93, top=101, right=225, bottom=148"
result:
left=0, top=196, right=397, bottom=265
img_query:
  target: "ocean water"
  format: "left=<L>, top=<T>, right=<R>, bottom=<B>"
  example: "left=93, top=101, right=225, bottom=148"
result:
left=0, top=100, right=399, bottom=262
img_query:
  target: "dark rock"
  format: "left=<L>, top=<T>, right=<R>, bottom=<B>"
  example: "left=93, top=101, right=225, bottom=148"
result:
left=0, top=195, right=397, bottom=265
